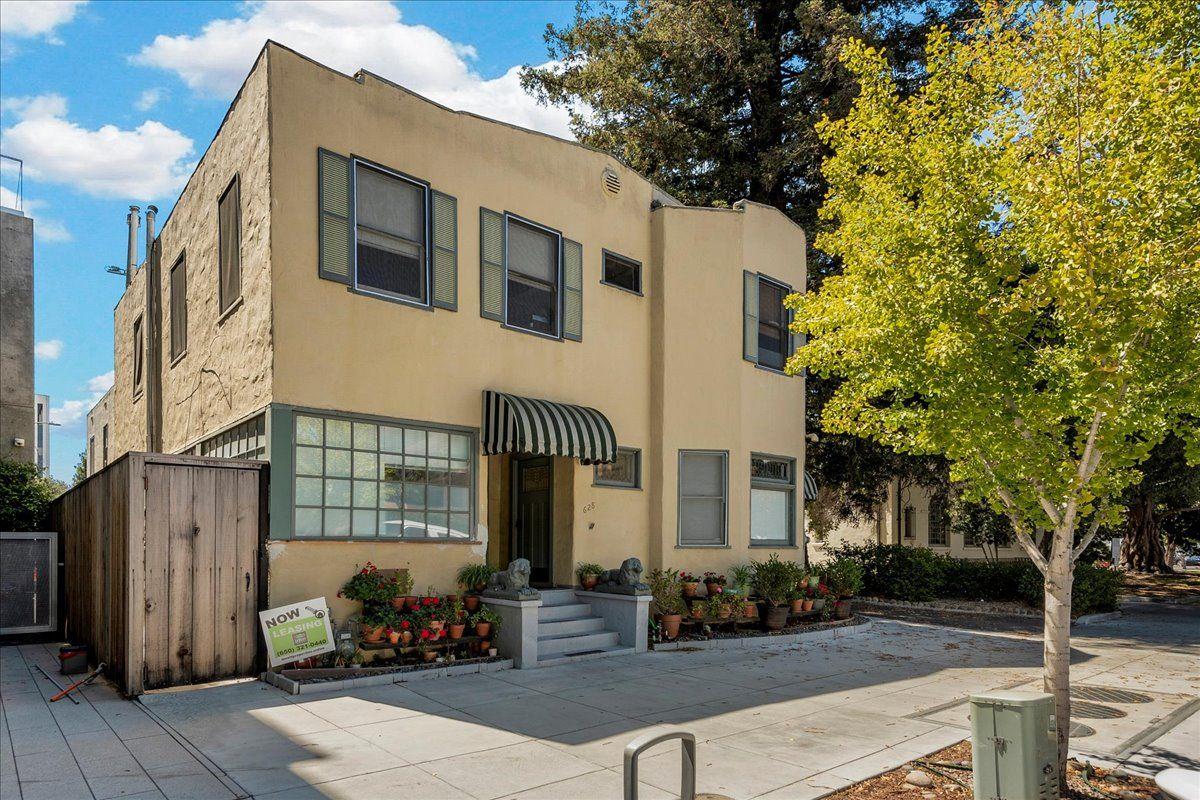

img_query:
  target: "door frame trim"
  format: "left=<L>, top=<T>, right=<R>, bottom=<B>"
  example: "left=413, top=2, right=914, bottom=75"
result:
left=510, top=454, right=554, bottom=582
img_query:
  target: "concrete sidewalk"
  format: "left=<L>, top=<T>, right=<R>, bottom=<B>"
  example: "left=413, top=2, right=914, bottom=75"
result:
left=4, top=602, right=1197, bottom=799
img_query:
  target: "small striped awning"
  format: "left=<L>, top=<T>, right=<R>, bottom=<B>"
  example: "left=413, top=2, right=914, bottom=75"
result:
left=803, top=471, right=819, bottom=502
left=482, top=390, right=618, bottom=465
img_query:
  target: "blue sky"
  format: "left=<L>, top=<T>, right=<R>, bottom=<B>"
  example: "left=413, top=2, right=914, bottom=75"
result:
left=0, top=0, right=577, bottom=482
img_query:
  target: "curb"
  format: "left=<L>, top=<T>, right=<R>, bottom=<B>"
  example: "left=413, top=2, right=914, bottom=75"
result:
left=1072, top=611, right=1123, bottom=626
left=261, top=658, right=515, bottom=695
left=651, top=617, right=871, bottom=652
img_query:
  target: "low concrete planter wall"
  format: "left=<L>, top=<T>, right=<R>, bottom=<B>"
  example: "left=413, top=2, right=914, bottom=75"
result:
left=653, top=616, right=872, bottom=651
left=262, top=658, right=514, bottom=695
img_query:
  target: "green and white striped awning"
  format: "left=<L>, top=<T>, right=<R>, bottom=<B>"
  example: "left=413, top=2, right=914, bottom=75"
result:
left=803, top=470, right=819, bottom=502
left=482, top=390, right=618, bottom=465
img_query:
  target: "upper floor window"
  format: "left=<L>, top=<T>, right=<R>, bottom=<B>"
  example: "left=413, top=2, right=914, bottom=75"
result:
left=132, top=315, right=144, bottom=398
left=594, top=447, right=641, bottom=489
left=602, top=250, right=641, bottom=294
left=743, top=272, right=793, bottom=372
left=169, top=253, right=187, bottom=361
left=218, top=176, right=241, bottom=314
left=354, top=161, right=428, bottom=304
left=506, top=217, right=560, bottom=336
left=102, top=424, right=109, bottom=465
left=750, top=455, right=795, bottom=546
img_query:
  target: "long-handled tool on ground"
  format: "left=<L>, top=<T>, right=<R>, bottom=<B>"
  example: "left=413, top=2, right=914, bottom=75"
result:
left=32, top=664, right=80, bottom=705
left=50, top=662, right=105, bottom=703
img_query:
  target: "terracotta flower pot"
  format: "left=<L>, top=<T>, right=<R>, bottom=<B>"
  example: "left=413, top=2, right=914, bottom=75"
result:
left=790, top=599, right=804, bottom=614
left=705, top=582, right=722, bottom=597
left=761, top=604, right=789, bottom=631
left=390, top=597, right=406, bottom=610
left=421, top=650, right=437, bottom=662
left=690, top=605, right=705, bottom=620
left=400, top=630, right=412, bottom=646
left=681, top=582, right=699, bottom=598
left=479, top=639, right=490, bottom=650
left=717, top=606, right=732, bottom=620
left=834, top=599, right=852, bottom=620
left=581, top=575, right=599, bottom=590
left=474, top=621, right=492, bottom=638
left=429, top=619, right=444, bottom=633
left=660, top=613, right=682, bottom=639
left=744, top=601, right=759, bottom=619
left=802, top=599, right=815, bottom=612
left=463, top=595, right=480, bottom=612
left=387, top=631, right=401, bottom=645
left=361, top=624, right=385, bottom=643
left=448, top=623, right=466, bottom=639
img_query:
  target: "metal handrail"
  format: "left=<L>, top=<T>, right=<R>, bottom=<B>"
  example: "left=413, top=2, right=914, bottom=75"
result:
left=624, top=729, right=696, bottom=800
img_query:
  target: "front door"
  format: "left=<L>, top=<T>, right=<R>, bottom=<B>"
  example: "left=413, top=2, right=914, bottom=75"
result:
left=512, top=457, right=553, bottom=585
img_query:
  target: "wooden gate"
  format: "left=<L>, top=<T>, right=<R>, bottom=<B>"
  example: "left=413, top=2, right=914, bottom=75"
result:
left=52, top=452, right=266, bottom=695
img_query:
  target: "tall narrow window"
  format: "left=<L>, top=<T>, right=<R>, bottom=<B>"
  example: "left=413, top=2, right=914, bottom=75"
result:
left=354, top=162, right=427, bottom=303
left=506, top=218, right=559, bottom=335
left=757, top=279, right=788, bottom=370
left=89, top=437, right=95, bottom=474
left=102, top=425, right=109, bottom=466
left=678, top=451, right=728, bottom=546
left=928, top=494, right=949, bottom=546
left=218, top=176, right=241, bottom=313
left=750, top=455, right=795, bottom=546
left=169, top=253, right=187, bottom=360
left=132, top=315, right=144, bottom=397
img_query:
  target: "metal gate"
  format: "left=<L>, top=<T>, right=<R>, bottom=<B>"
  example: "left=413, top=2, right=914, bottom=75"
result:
left=0, top=532, right=58, bottom=634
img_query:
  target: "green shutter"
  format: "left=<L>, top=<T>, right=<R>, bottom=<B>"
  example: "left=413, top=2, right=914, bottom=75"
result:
left=430, top=191, right=457, bottom=310
left=480, top=208, right=505, bottom=321
left=743, top=270, right=758, bottom=362
left=318, top=149, right=352, bottom=284
left=563, top=238, right=583, bottom=341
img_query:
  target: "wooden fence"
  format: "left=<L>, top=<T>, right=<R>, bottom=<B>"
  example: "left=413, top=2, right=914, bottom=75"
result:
left=51, top=452, right=267, bottom=695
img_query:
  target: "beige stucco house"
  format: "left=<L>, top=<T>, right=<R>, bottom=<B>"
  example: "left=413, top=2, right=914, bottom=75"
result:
left=103, top=43, right=810, bottom=617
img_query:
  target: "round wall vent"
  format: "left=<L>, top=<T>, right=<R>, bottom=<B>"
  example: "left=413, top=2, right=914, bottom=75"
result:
left=602, top=167, right=622, bottom=196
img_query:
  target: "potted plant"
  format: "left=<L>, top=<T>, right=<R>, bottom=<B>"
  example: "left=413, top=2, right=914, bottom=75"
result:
left=359, top=607, right=389, bottom=643
left=689, top=602, right=705, bottom=620
left=471, top=607, right=501, bottom=638
left=339, top=562, right=397, bottom=607
left=789, top=586, right=805, bottom=615
left=390, top=571, right=415, bottom=610
left=457, top=563, right=494, bottom=595
left=487, top=647, right=498, bottom=657
left=648, top=568, right=686, bottom=640
left=824, top=558, right=864, bottom=620
left=576, top=562, right=605, bottom=590
left=812, top=582, right=831, bottom=612
left=751, top=555, right=795, bottom=631
left=702, top=572, right=726, bottom=597
left=679, top=571, right=700, bottom=598
left=417, top=629, right=437, bottom=662
left=703, top=594, right=724, bottom=620
left=447, top=597, right=467, bottom=639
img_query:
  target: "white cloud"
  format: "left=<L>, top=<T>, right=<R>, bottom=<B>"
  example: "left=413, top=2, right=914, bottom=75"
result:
left=0, top=0, right=86, bottom=42
left=0, top=185, right=73, bottom=241
left=1, top=93, right=194, bottom=198
left=135, top=0, right=573, bottom=138
left=35, top=339, right=64, bottom=359
left=135, top=87, right=166, bottom=111
left=51, top=370, right=113, bottom=432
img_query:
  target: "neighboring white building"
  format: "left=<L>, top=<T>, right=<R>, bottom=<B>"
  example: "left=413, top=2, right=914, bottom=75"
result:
left=34, top=393, right=50, bottom=473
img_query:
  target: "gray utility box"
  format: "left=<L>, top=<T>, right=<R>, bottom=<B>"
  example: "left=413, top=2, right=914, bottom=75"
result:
left=970, top=690, right=1059, bottom=800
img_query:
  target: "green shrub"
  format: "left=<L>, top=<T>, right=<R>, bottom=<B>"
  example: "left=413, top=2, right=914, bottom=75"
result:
left=0, top=459, right=64, bottom=531
left=1015, top=562, right=1121, bottom=616
left=829, top=543, right=946, bottom=601
left=823, top=558, right=865, bottom=597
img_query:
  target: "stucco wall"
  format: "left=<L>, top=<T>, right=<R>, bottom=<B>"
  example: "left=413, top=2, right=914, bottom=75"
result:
left=109, top=49, right=273, bottom=463
left=85, top=388, right=114, bottom=475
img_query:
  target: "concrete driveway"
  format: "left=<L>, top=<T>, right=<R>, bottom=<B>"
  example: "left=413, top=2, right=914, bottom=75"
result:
left=4, top=602, right=1197, bottom=800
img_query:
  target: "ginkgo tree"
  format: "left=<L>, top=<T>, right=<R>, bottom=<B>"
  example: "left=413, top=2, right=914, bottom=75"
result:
left=791, top=0, right=1199, bottom=784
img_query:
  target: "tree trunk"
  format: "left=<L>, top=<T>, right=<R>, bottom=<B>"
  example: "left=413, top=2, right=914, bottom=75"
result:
left=1043, top=527, right=1074, bottom=791
left=1119, top=494, right=1171, bottom=573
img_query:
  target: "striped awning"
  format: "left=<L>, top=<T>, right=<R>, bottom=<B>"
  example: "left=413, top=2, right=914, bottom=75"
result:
left=803, top=471, right=819, bottom=502
left=482, top=390, right=618, bottom=465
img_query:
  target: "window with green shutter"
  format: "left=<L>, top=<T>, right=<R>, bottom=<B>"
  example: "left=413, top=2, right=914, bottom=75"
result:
left=563, top=238, right=583, bottom=340
left=318, top=149, right=352, bottom=284
left=431, top=191, right=458, bottom=310
left=479, top=208, right=505, bottom=321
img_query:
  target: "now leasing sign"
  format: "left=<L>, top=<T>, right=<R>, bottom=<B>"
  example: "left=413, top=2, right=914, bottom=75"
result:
left=259, top=598, right=334, bottom=667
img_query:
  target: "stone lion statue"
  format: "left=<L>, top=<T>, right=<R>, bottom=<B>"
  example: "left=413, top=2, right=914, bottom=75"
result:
left=596, top=557, right=650, bottom=594
left=484, top=558, right=539, bottom=598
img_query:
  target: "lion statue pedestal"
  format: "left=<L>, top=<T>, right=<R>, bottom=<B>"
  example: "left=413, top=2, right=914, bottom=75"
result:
left=482, top=558, right=541, bottom=600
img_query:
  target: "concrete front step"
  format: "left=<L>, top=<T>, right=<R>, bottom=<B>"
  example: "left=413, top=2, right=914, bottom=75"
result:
left=537, top=630, right=620, bottom=657
left=538, top=602, right=593, bottom=622
left=537, top=616, right=605, bottom=638
left=538, top=588, right=579, bottom=607
left=536, top=646, right=638, bottom=668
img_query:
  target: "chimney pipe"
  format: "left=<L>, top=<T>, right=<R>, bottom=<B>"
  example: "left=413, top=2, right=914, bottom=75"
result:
left=125, top=205, right=141, bottom=287
left=145, top=205, right=158, bottom=255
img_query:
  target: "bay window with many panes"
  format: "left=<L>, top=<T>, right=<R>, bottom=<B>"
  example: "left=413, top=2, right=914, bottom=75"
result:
left=292, top=413, right=474, bottom=540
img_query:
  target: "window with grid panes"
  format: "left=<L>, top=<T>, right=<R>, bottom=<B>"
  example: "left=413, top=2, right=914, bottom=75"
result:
left=292, top=413, right=474, bottom=540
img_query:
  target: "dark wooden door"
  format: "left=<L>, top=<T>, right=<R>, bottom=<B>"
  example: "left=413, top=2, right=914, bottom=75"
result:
left=512, top=457, right=553, bottom=585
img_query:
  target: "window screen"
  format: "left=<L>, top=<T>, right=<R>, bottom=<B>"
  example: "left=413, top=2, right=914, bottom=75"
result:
left=603, top=251, right=641, bottom=294
left=750, top=455, right=794, bottom=545
left=355, top=163, right=427, bottom=303
left=132, top=316, right=144, bottom=395
left=218, top=177, right=241, bottom=313
left=757, top=279, right=787, bottom=371
left=678, top=451, right=727, bottom=546
left=170, top=254, right=187, bottom=360
left=594, top=448, right=640, bottom=488
left=293, top=413, right=474, bottom=540
left=506, top=218, right=558, bottom=335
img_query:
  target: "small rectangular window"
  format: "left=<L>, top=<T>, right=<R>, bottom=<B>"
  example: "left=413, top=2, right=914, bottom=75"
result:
left=169, top=253, right=187, bottom=360
left=218, top=177, right=241, bottom=313
left=750, top=454, right=795, bottom=546
left=757, top=279, right=788, bottom=371
left=678, top=450, right=727, bottom=546
left=594, top=447, right=640, bottom=488
left=102, top=425, right=109, bottom=466
left=354, top=161, right=428, bottom=303
left=506, top=217, right=560, bottom=335
left=602, top=251, right=641, bottom=294
left=132, top=315, right=144, bottom=397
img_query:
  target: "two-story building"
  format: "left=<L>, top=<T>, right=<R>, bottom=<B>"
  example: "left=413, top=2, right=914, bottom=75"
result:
left=103, top=42, right=810, bottom=617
